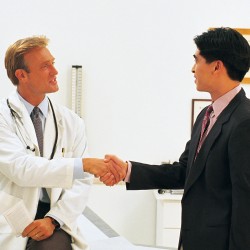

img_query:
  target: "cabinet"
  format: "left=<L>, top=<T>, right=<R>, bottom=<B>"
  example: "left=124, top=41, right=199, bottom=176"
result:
left=154, top=190, right=182, bottom=249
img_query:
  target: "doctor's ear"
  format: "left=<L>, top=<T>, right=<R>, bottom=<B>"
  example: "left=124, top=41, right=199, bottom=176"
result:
left=15, top=69, right=28, bottom=82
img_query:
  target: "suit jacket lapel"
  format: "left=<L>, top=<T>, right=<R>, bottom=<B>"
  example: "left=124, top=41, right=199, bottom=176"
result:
left=183, top=89, right=245, bottom=197
left=188, top=116, right=203, bottom=170
left=184, top=124, right=222, bottom=195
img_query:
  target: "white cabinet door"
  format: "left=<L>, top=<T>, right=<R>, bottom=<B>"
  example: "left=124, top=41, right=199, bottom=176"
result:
left=162, top=229, right=180, bottom=248
left=155, top=191, right=182, bottom=248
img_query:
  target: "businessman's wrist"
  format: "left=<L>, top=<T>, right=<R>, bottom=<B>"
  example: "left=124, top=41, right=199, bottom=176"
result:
left=124, top=161, right=131, bottom=183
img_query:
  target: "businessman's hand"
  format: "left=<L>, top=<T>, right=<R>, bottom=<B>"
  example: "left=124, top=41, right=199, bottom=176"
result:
left=22, top=217, right=55, bottom=241
left=100, top=155, right=128, bottom=185
left=83, top=158, right=120, bottom=185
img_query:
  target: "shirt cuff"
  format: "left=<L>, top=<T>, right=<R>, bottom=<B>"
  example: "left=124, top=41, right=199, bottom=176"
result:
left=73, top=158, right=85, bottom=179
left=124, top=161, right=132, bottom=183
left=46, top=214, right=64, bottom=227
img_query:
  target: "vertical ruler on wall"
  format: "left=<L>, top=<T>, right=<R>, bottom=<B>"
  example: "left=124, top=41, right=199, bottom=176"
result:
left=71, top=65, right=83, bottom=117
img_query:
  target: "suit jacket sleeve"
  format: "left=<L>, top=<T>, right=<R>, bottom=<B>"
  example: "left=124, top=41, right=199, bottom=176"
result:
left=126, top=140, right=190, bottom=190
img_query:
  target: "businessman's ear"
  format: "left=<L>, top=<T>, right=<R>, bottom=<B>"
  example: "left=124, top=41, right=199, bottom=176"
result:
left=214, top=60, right=223, bottom=72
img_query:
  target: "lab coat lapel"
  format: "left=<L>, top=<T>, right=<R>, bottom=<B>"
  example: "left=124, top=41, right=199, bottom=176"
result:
left=43, top=102, right=64, bottom=159
left=8, top=92, right=39, bottom=151
left=43, top=109, right=55, bottom=159
left=43, top=101, right=64, bottom=202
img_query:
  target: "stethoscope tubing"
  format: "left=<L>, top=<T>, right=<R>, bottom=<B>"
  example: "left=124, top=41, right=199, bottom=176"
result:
left=7, top=98, right=58, bottom=160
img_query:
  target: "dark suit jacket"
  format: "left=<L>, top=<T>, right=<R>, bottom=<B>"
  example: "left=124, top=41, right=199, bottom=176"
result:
left=127, top=89, right=250, bottom=250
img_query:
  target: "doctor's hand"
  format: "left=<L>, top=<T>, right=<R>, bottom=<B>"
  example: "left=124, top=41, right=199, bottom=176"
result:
left=83, top=158, right=120, bottom=185
left=100, top=155, right=128, bottom=186
left=22, top=217, right=55, bottom=241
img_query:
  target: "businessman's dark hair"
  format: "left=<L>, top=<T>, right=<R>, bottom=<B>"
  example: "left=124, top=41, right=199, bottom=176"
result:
left=194, top=27, right=250, bottom=82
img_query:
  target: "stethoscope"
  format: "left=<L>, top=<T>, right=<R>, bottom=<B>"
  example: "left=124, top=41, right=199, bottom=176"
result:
left=7, top=98, right=58, bottom=160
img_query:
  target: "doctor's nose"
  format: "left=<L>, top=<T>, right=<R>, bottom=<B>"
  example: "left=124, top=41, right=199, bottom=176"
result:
left=50, top=64, right=58, bottom=75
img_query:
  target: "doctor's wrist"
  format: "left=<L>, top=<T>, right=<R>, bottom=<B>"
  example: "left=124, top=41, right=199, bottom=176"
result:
left=46, top=216, right=61, bottom=230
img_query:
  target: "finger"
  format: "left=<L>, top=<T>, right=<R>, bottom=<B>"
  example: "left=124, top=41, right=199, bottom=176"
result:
left=99, top=171, right=117, bottom=185
left=27, top=219, right=54, bottom=239
left=105, top=155, right=127, bottom=178
left=104, top=154, right=111, bottom=161
left=110, top=159, right=127, bottom=180
left=100, top=173, right=113, bottom=182
left=105, top=180, right=115, bottom=186
left=104, top=154, right=119, bottom=163
left=31, top=233, right=40, bottom=241
left=101, top=175, right=116, bottom=186
left=100, top=173, right=116, bottom=185
left=22, top=222, right=37, bottom=237
left=107, top=161, right=121, bottom=183
left=105, top=154, right=120, bottom=165
left=104, top=156, right=109, bottom=163
left=113, top=160, right=127, bottom=180
left=36, top=233, right=47, bottom=241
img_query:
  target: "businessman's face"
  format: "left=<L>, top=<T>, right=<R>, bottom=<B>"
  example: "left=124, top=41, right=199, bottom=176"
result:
left=192, top=49, right=217, bottom=93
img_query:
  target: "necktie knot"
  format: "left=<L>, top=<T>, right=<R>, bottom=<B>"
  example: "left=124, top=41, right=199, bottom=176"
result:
left=205, top=105, right=213, bottom=118
left=31, top=106, right=40, bottom=119
left=202, top=105, right=213, bottom=132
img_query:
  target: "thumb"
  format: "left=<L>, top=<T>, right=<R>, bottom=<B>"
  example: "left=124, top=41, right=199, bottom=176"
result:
left=104, top=154, right=111, bottom=162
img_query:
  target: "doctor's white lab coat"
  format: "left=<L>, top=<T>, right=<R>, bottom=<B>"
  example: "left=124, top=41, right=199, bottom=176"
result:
left=0, top=91, right=93, bottom=250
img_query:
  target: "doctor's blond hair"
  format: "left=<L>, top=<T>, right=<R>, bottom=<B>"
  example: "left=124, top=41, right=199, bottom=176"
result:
left=5, top=36, right=49, bottom=86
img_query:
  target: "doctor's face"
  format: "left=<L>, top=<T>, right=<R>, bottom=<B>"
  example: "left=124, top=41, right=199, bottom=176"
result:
left=22, top=47, right=59, bottom=99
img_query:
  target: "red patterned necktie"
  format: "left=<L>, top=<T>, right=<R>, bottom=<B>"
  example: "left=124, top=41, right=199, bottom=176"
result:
left=196, top=105, right=213, bottom=155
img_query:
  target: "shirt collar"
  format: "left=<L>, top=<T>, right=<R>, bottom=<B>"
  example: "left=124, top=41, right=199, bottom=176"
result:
left=212, top=85, right=241, bottom=119
left=17, top=92, right=49, bottom=118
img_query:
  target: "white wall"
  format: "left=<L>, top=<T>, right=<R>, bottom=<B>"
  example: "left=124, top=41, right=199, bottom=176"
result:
left=0, top=0, right=250, bottom=246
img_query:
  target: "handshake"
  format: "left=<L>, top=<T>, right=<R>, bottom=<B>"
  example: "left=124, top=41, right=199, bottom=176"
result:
left=83, top=155, right=128, bottom=186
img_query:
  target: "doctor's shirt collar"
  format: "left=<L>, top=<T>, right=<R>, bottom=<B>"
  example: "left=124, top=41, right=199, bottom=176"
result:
left=17, top=92, right=49, bottom=118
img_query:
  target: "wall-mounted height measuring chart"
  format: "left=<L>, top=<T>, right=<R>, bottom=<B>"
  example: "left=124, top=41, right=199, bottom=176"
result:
left=71, top=65, right=83, bottom=117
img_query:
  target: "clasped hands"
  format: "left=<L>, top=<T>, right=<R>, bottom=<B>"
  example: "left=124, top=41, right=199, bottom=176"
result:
left=84, top=155, right=128, bottom=186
